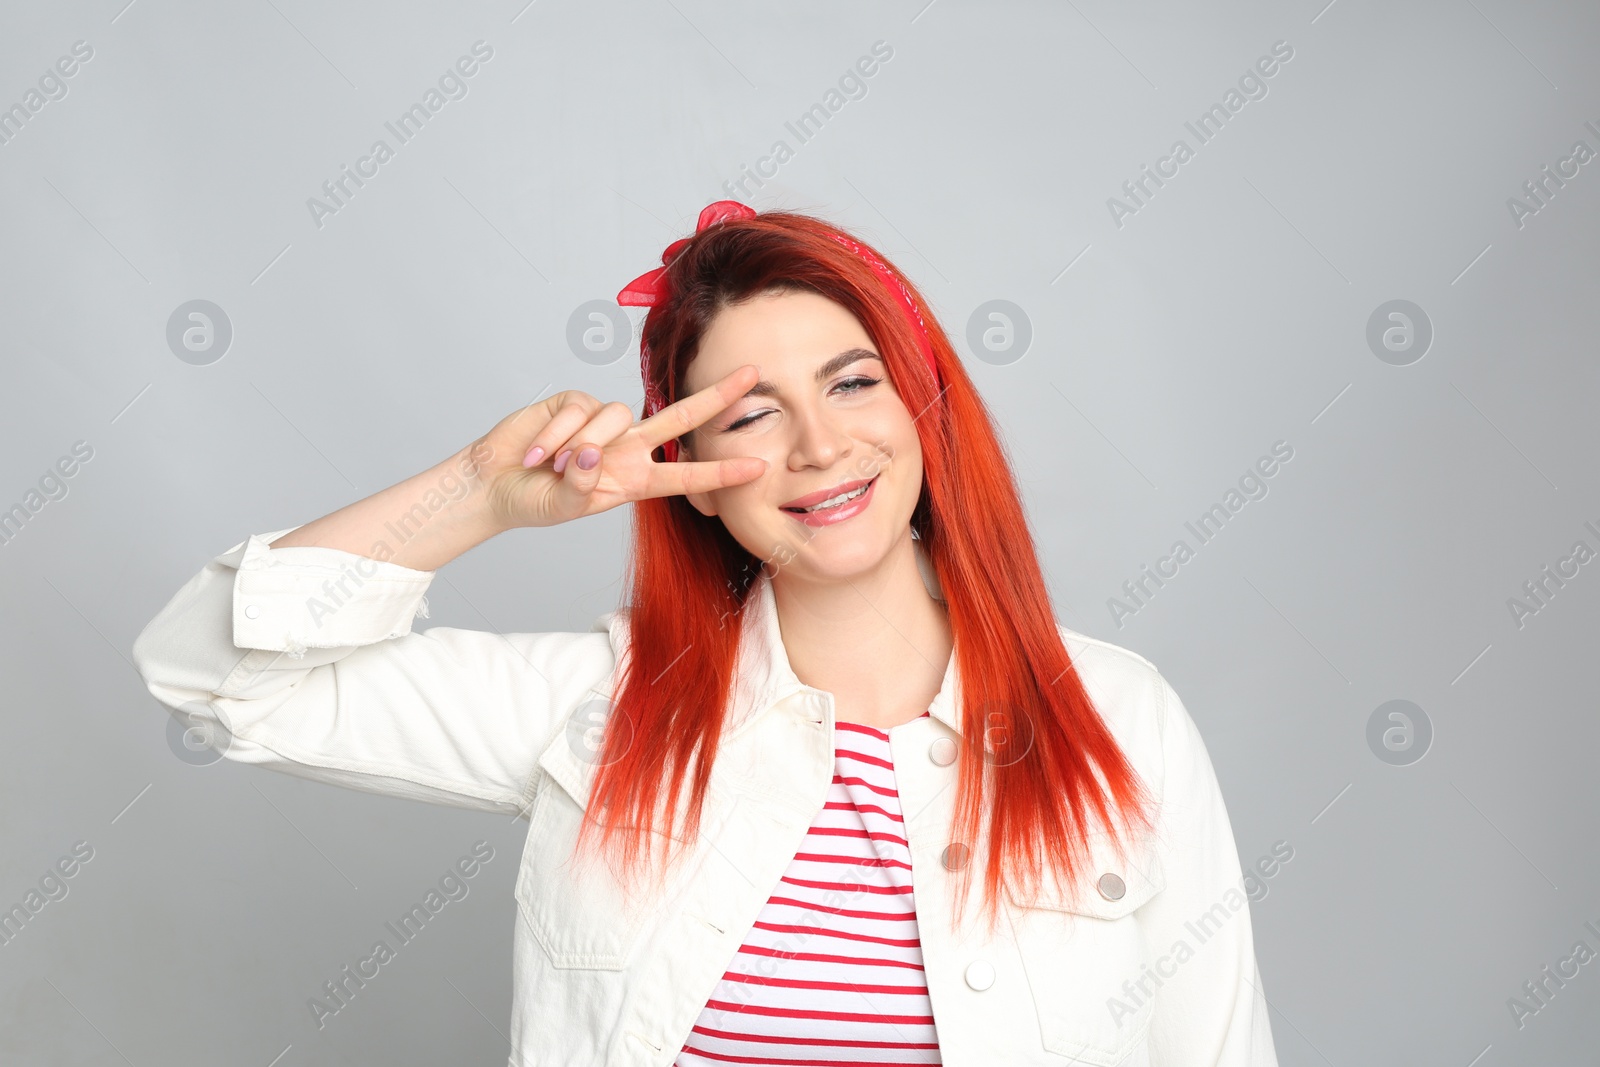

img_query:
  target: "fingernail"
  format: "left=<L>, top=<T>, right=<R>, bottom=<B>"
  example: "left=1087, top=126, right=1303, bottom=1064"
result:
left=523, top=445, right=545, bottom=468
left=552, top=449, right=573, bottom=473
left=576, top=446, right=601, bottom=471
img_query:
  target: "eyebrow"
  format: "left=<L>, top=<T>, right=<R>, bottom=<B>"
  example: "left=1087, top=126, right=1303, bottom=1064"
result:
left=741, top=348, right=883, bottom=399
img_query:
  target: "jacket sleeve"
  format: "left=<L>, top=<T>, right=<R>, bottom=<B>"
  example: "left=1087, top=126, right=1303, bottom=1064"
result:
left=130, top=526, right=615, bottom=818
left=1141, top=671, right=1280, bottom=1066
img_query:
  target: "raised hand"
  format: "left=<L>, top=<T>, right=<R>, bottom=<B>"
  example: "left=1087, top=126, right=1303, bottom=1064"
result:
left=470, top=365, right=767, bottom=530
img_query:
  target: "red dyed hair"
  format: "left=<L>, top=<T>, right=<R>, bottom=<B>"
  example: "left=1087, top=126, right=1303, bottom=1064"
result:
left=576, top=207, right=1156, bottom=933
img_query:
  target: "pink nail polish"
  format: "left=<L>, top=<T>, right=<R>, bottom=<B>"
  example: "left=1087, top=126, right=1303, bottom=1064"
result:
left=576, top=447, right=601, bottom=471
left=523, top=445, right=545, bottom=468
left=552, top=449, right=573, bottom=473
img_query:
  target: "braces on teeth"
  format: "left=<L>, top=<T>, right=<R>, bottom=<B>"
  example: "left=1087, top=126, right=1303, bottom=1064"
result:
left=803, top=483, right=869, bottom=511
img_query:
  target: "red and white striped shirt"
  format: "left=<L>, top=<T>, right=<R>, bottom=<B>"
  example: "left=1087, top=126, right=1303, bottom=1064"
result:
left=676, top=710, right=943, bottom=1066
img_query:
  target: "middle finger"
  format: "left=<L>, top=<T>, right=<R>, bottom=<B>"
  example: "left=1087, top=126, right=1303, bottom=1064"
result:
left=636, top=365, right=760, bottom=450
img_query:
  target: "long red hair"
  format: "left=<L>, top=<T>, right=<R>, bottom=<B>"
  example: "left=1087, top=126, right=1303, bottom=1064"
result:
left=576, top=207, right=1156, bottom=932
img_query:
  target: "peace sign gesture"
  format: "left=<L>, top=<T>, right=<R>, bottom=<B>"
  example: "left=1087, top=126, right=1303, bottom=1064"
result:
left=472, top=365, right=767, bottom=530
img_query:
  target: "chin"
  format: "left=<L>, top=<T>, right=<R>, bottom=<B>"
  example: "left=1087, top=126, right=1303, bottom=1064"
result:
left=719, top=477, right=920, bottom=584
left=778, top=522, right=908, bottom=584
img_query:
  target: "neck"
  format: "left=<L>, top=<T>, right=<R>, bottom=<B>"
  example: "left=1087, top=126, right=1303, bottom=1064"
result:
left=768, top=530, right=953, bottom=729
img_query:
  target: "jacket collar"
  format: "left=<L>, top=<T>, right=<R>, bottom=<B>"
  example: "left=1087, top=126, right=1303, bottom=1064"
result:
left=596, top=542, right=962, bottom=741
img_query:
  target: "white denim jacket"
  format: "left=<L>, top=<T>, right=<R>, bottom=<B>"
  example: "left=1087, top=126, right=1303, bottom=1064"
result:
left=131, top=527, right=1280, bottom=1067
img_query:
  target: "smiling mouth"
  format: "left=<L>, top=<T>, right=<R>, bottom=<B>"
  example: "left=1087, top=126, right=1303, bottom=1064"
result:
left=781, top=476, right=877, bottom=514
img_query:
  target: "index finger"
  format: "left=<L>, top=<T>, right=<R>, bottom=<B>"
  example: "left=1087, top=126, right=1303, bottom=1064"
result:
left=636, top=364, right=760, bottom=449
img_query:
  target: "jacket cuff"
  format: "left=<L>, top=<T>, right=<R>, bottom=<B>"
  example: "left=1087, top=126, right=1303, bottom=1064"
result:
left=232, top=527, right=436, bottom=657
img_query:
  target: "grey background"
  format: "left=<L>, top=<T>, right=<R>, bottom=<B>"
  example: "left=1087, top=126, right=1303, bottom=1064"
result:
left=2, top=0, right=1596, bottom=1063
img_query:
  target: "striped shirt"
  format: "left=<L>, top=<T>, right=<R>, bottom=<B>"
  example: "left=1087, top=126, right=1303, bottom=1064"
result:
left=676, top=710, right=942, bottom=1066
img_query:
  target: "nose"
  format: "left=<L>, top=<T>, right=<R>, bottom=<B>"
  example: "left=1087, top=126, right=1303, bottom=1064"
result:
left=786, top=401, right=853, bottom=472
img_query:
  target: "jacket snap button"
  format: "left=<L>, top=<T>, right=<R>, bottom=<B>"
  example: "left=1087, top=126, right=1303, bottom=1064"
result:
left=243, top=604, right=260, bottom=619
left=1097, top=872, right=1126, bottom=901
left=941, top=843, right=969, bottom=871
left=928, top=737, right=957, bottom=766
left=964, top=960, right=995, bottom=991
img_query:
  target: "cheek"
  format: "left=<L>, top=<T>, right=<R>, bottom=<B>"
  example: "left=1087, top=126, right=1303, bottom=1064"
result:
left=706, top=479, right=772, bottom=534
left=861, top=410, right=921, bottom=483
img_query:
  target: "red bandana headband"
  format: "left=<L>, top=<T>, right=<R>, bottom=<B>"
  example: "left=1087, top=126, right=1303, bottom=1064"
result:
left=616, top=200, right=940, bottom=462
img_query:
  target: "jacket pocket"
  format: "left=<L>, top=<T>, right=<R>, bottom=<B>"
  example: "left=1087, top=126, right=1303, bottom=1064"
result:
left=1004, top=829, right=1166, bottom=1065
left=513, top=772, right=659, bottom=969
left=514, top=718, right=735, bottom=971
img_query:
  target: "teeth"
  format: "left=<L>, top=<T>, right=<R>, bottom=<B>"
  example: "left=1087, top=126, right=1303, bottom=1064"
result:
left=803, top=483, right=868, bottom=512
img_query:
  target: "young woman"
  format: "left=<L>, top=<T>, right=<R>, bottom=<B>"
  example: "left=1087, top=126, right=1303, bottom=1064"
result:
left=134, top=201, right=1280, bottom=1065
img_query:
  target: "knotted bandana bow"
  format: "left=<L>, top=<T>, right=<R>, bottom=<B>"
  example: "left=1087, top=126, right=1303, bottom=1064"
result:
left=616, top=199, right=939, bottom=462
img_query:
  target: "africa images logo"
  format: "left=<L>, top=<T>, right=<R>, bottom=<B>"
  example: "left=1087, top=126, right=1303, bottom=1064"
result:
left=1106, top=40, right=1295, bottom=229
left=305, top=41, right=495, bottom=229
